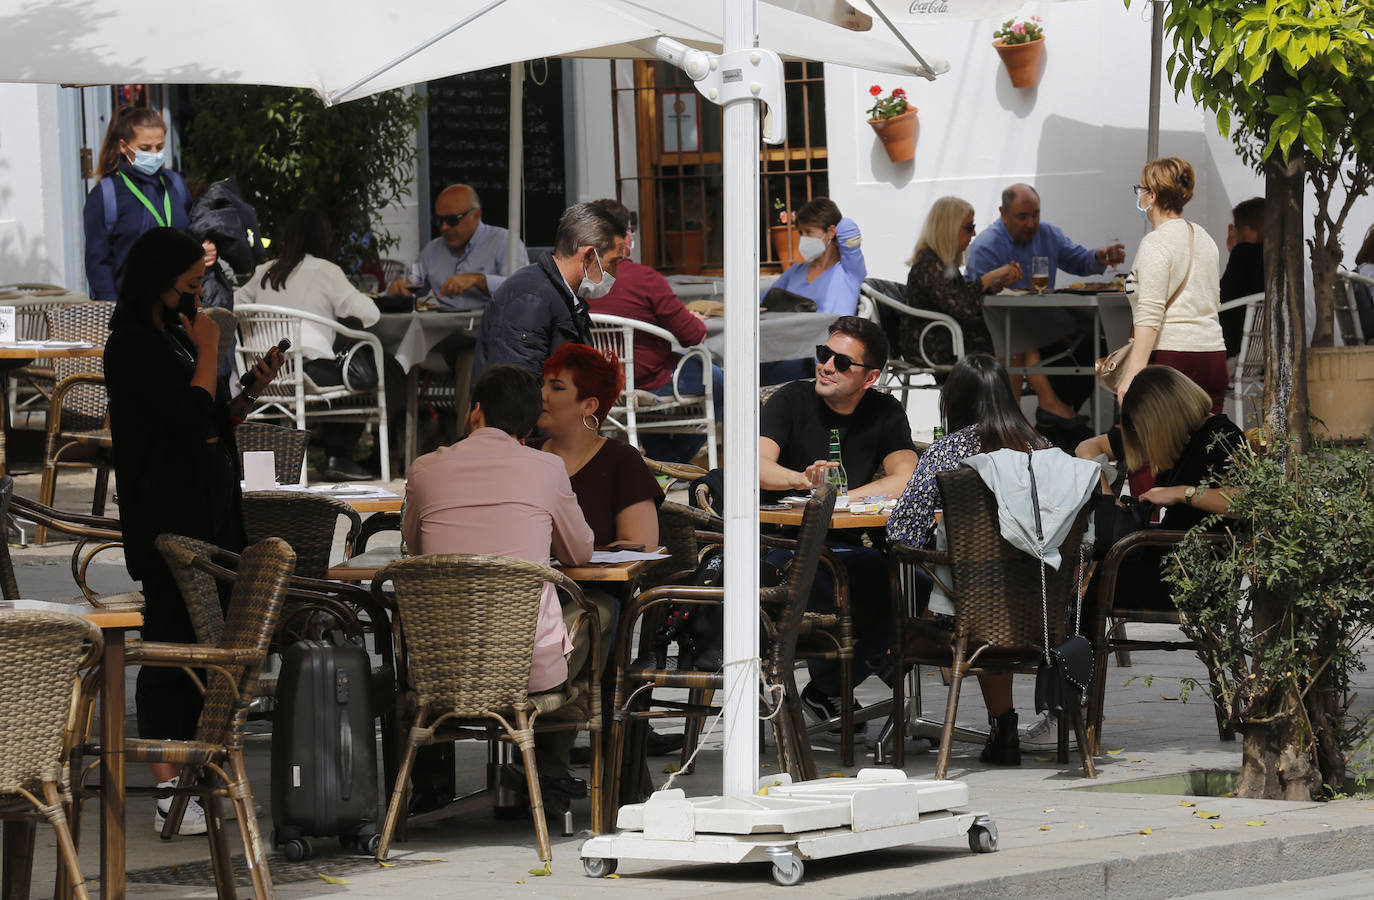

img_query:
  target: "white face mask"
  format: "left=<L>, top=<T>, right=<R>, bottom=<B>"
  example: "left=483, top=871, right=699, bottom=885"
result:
left=576, top=248, right=616, bottom=299
left=798, top=234, right=829, bottom=262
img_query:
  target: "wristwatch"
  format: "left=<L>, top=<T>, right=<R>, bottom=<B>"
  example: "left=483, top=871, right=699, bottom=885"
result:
left=1183, top=486, right=1197, bottom=504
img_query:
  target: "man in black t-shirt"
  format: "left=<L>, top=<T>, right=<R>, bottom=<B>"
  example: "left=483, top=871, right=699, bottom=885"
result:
left=759, top=316, right=918, bottom=731
left=1219, top=197, right=1265, bottom=358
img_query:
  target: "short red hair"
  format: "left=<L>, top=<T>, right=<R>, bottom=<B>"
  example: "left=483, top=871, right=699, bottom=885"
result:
left=542, top=343, right=624, bottom=425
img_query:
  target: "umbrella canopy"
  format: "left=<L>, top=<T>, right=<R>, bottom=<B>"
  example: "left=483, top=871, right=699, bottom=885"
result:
left=0, top=0, right=948, bottom=103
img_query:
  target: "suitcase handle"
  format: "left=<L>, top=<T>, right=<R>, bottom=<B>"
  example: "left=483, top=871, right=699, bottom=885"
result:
left=336, top=669, right=353, bottom=800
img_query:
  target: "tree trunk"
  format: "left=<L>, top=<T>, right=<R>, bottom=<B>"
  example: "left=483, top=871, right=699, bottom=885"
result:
left=1309, top=221, right=1339, bottom=350
left=1236, top=713, right=1322, bottom=801
left=1262, top=148, right=1309, bottom=452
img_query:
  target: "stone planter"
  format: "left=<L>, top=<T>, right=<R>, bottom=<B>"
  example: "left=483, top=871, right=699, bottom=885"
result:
left=769, top=224, right=801, bottom=265
left=867, top=108, right=918, bottom=163
left=1307, top=345, right=1374, bottom=440
left=994, top=37, right=1044, bottom=88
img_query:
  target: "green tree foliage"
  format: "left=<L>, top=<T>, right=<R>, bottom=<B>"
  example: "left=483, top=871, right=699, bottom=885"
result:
left=180, top=86, right=425, bottom=267
left=1137, top=0, right=1374, bottom=346
left=1167, top=440, right=1374, bottom=798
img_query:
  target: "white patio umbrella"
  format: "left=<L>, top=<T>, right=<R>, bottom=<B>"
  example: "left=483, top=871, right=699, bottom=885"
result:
left=0, top=0, right=950, bottom=804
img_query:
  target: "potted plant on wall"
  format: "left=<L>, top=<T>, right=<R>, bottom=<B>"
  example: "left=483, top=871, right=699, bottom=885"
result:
left=865, top=85, right=917, bottom=163
left=769, top=200, right=801, bottom=264
left=992, top=16, right=1045, bottom=88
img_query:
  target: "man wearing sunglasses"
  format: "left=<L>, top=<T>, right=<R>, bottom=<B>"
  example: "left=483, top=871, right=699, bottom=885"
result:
left=386, top=184, right=528, bottom=310
left=759, top=316, right=918, bottom=732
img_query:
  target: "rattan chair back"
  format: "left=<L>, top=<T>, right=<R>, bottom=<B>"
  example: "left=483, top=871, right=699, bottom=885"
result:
left=156, top=534, right=227, bottom=646
left=0, top=611, right=102, bottom=793
left=644, top=501, right=719, bottom=590
left=242, top=490, right=361, bottom=579
left=374, top=554, right=553, bottom=717
left=193, top=537, right=295, bottom=749
left=768, top=482, right=837, bottom=673
left=235, top=422, right=309, bottom=486
left=44, top=303, right=111, bottom=430
left=0, top=477, right=18, bottom=601
left=936, top=467, right=1091, bottom=651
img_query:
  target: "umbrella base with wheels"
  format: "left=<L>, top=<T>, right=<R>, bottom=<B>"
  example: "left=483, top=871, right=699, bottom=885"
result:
left=579, top=770, right=993, bottom=887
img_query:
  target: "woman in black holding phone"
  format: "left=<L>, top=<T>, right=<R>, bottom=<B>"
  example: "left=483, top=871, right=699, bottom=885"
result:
left=105, top=227, right=283, bottom=834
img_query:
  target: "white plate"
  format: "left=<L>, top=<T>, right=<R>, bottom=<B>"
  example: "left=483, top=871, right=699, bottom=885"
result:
left=319, top=484, right=375, bottom=496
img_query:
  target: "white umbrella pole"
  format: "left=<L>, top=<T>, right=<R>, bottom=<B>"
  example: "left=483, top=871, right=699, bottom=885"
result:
left=1146, top=0, right=1164, bottom=160
left=507, top=62, right=524, bottom=273
left=720, top=0, right=762, bottom=800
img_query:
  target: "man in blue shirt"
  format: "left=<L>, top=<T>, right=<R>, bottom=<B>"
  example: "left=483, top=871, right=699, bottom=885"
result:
left=965, top=183, right=1124, bottom=290
left=386, top=184, right=528, bottom=310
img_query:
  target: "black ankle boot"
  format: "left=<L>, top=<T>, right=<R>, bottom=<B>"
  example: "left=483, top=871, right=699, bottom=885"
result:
left=979, top=711, right=1021, bottom=766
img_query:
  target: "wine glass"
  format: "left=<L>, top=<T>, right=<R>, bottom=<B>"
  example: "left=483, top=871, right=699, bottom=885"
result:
left=1031, top=257, right=1050, bottom=294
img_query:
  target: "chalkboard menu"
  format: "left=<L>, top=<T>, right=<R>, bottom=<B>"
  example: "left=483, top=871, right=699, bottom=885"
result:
left=426, top=61, right=567, bottom=249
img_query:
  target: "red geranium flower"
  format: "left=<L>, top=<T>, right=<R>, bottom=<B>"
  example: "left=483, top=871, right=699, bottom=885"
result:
left=892, top=87, right=907, bottom=99
left=869, top=84, right=882, bottom=96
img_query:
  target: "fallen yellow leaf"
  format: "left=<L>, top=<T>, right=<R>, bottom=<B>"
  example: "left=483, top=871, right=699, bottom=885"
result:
left=826, top=772, right=846, bottom=778
left=663, top=764, right=680, bottom=774
left=1129, top=758, right=1143, bottom=763
left=1211, top=823, right=1224, bottom=829
left=377, top=861, right=396, bottom=868
left=420, top=858, right=444, bottom=862
left=1245, top=820, right=1267, bottom=827
left=1139, top=827, right=1152, bottom=835
left=1106, top=749, right=1125, bottom=755
left=317, top=874, right=351, bottom=885
left=1042, top=808, right=1056, bottom=813
left=516, top=879, right=525, bottom=885
left=1161, top=695, right=1179, bottom=701
left=1034, top=756, right=1052, bottom=762
left=1179, top=801, right=1196, bottom=807
left=1039, top=825, right=1051, bottom=831
left=1194, top=810, right=1220, bottom=820
left=528, top=863, right=553, bottom=877
left=756, top=784, right=771, bottom=796
left=605, top=874, right=621, bottom=879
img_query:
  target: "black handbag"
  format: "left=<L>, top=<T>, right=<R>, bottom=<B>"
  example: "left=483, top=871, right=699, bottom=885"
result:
left=302, top=338, right=379, bottom=392
left=761, top=286, right=818, bottom=313
left=1092, top=493, right=1152, bottom=560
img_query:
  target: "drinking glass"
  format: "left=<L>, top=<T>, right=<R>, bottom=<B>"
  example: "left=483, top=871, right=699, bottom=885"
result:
left=1031, top=257, right=1050, bottom=294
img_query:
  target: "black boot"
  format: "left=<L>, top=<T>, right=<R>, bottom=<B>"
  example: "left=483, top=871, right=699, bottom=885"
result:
left=979, top=711, right=1021, bottom=766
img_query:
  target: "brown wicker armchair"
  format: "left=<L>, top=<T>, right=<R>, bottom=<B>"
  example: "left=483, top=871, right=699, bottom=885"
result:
left=887, top=468, right=1096, bottom=778
left=36, top=302, right=115, bottom=544
left=120, top=537, right=296, bottom=900
left=371, top=554, right=604, bottom=868
left=1086, top=528, right=1234, bottom=756
left=0, top=610, right=103, bottom=900
left=242, top=490, right=363, bottom=578
left=607, top=484, right=837, bottom=819
left=235, top=422, right=310, bottom=487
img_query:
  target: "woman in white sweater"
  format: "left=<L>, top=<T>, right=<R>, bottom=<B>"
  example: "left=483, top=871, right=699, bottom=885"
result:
left=1119, top=157, right=1227, bottom=411
left=235, top=209, right=381, bottom=480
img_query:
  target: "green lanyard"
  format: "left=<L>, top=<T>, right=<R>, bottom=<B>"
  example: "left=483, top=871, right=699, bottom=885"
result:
left=118, top=172, right=172, bottom=228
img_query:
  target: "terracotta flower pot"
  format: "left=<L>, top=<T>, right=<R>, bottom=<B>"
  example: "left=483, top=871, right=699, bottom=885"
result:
left=993, top=37, right=1044, bottom=88
left=662, top=228, right=708, bottom=275
left=867, top=107, right=918, bottom=163
left=769, top=224, right=801, bottom=265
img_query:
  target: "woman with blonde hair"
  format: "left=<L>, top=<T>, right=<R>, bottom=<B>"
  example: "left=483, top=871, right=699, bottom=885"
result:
left=903, top=197, right=1080, bottom=422
left=1117, top=156, right=1226, bottom=408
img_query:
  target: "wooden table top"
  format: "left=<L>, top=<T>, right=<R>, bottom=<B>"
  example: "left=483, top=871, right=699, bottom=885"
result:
left=0, top=598, right=142, bottom=628
left=0, top=344, right=103, bottom=359
left=246, top=487, right=402, bottom=514
left=327, top=547, right=666, bottom=583
left=759, top=506, right=891, bottom=529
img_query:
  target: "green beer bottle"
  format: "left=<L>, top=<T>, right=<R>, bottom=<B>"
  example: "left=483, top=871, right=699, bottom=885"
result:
left=826, top=428, right=848, bottom=495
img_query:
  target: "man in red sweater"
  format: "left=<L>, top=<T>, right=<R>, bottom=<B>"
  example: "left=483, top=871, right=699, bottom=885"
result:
left=590, top=199, right=724, bottom=463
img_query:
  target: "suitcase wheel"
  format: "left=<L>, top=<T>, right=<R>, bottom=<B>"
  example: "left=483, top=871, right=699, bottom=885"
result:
left=283, top=837, right=313, bottom=862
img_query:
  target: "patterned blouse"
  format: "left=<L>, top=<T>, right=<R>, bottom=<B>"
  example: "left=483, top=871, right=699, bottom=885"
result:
left=901, top=247, right=996, bottom=366
left=886, top=425, right=983, bottom=548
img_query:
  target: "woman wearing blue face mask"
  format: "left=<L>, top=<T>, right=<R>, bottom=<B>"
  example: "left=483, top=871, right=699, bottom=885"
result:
left=762, top=197, right=867, bottom=316
left=83, top=106, right=193, bottom=301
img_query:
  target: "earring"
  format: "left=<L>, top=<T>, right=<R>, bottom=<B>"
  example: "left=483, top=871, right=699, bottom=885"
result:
left=582, top=414, right=599, bottom=433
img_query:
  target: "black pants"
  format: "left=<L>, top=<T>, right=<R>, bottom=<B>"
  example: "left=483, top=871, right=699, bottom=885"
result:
left=135, top=567, right=205, bottom=741
left=303, top=357, right=369, bottom=458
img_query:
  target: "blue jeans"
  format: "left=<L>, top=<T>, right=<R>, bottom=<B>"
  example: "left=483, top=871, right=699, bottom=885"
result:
left=641, top=355, right=725, bottom=463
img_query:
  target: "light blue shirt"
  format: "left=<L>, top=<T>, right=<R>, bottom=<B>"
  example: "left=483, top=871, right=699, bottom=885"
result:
left=964, top=219, right=1104, bottom=291
left=764, top=217, right=867, bottom=315
left=416, top=221, right=529, bottom=310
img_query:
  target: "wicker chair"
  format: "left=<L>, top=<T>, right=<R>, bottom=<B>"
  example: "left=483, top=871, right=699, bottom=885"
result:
left=242, top=490, right=362, bottom=579
left=235, top=422, right=310, bottom=486
left=1086, top=528, right=1234, bottom=756
left=886, top=468, right=1096, bottom=778
left=371, top=554, right=604, bottom=867
left=607, top=484, right=837, bottom=818
left=36, top=303, right=115, bottom=544
left=355, top=511, right=401, bottom=552
left=0, top=610, right=103, bottom=900
left=121, top=537, right=296, bottom=900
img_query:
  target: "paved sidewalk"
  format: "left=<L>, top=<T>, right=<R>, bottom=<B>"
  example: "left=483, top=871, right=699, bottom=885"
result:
left=10, top=470, right=1374, bottom=898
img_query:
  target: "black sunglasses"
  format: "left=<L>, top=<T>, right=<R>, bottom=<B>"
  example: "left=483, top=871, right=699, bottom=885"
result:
left=815, top=344, right=878, bottom=372
left=434, top=209, right=477, bottom=229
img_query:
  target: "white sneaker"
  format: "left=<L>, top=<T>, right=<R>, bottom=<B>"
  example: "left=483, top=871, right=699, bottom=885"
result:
left=1019, top=712, right=1076, bottom=752
left=154, top=777, right=209, bottom=836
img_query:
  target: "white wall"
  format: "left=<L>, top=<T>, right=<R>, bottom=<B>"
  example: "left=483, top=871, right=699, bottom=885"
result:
left=0, top=83, right=70, bottom=286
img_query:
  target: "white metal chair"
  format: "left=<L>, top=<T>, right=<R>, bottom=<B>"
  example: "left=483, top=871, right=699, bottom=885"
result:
left=1336, top=269, right=1373, bottom=345
left=587, top=313, right=718, bottom=468
left=860, top=278, right=964, bottom=407
left=232, top=303, right=390, bottom=481
left=1217, top=291, right=1265, bottom=428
